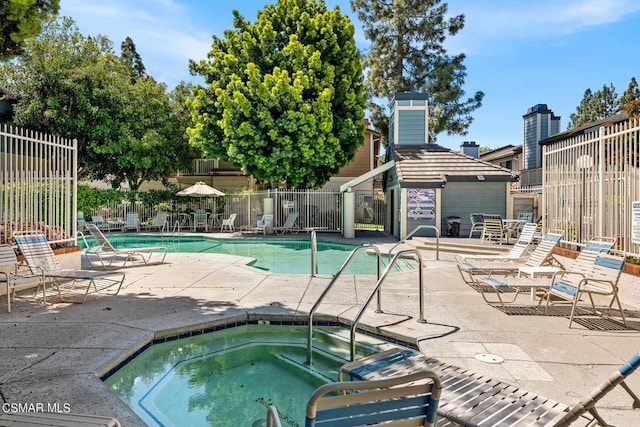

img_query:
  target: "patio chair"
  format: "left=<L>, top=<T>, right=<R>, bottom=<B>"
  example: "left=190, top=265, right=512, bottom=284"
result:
left=122, top=212, right=140, bottom=232
left=468, top=213, right=484, bottom=238
left=339, top=348, right=639, bottom=427
left=77, top=211, right=87, bottom=233
left=274, top=212, right=299, bottom=234
left=0, top=244, right=46, bottom=312
left=145, top=212, right=168, bottom=232
left=543, top=250, right=628, bottom=328
left=456, top=229, right=563, bottom=285
left=13, top=232, right=125, bottom=304
left=480, top=217, right=507, bottom=244
left=84, top=223, right=167, bottom=269
left=266, top=370, right=442, bottom=427
left=193, top=209, right=208, bottom=232
left=476, top=239, right=619, bottom=310
left=220, top=213, right=237, bottom=232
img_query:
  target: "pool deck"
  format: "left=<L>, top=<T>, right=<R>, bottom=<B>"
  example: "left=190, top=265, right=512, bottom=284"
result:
left=1, top=231, right=639, bottom=426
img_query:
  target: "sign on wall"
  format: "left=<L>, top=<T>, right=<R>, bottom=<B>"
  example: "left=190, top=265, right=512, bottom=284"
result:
left=407, top=188, right=435, bottom=221
left=632, top=201, right=640, bottom=244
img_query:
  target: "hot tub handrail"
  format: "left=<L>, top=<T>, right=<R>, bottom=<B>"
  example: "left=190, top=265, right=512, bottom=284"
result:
left=350, top=248, right=425, bottom=361
left=307, top=244, right=382, bottom=365
left=388, top=225, right=440, bottom=260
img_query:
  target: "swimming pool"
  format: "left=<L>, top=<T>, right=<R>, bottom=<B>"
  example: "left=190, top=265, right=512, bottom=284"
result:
left=80, top=235, right=416, bottom=274
left=104, top=324, right=407, bottom=426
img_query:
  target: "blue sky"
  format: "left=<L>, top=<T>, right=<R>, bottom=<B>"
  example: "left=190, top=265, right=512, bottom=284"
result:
left=58, top=0, right=640, bottom=151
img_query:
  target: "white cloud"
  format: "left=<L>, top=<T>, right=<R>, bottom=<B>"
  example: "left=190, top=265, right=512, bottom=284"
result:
left=447, top=0, right=640, bottom=54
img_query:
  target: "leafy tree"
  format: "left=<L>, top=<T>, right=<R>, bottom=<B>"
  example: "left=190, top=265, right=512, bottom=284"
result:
left=0, top=0, right=59, bottom=59
left=120, top=36, right=146, bottom=82
left=351, top=0, right=484, bottom=143
left=0, top=17, right=198, bottom=189
left=0, top=17, right=131, bottom=176
left=620, top=77, right=640, bottom=117
left=189, top=0, right=366, bottom=188
left=568, top=84, right=620, bottom=129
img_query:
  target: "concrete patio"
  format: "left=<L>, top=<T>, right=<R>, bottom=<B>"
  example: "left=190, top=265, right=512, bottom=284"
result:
left=1, top=232, right=639, bottom=426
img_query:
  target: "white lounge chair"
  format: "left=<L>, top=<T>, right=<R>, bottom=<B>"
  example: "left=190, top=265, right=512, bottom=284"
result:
left=13, top=232, right=125, bottom=304
left=456, top=229, right=563, bottom=285
left=457, top=222, right=537, bottom=263
left=0, top=244, right=46, bottom=312
left=145, top=212, right=168, bottom=232
left=274, top=212, right=299, bottom=234
left=220, top=213, right=237, bottom=232
left=84, top=223, right=168, bottom=269
left=339, top=348, right=640, bottom=427
left=248, top=214, right=273, bottom=234
left=122, top=212, right=140, bottom=232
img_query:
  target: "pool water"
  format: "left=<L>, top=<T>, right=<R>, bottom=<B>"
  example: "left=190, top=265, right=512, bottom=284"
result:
left=80, top=235, right=417, bottom=274
left=104, top=325, right=403, bottom=426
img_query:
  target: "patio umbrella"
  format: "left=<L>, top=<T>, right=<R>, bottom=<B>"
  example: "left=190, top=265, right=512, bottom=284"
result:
left=176, top=181, right=225, bottom=197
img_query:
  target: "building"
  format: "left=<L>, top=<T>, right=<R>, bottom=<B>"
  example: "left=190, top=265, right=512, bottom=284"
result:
left=381, top=93, right=516, bottom=238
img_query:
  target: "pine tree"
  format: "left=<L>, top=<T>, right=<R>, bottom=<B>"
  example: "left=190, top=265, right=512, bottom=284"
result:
left=120, top=36, right=146, bottom=82
left=568, top=84, right=620, bottom=129
left=350, top=0, right=483, bottom=143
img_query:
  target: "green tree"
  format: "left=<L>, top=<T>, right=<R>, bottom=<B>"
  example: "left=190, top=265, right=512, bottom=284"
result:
left=0, top=17, right=198, bottom=189
left=568, top=83, right=620, bottom=129
left=120, top=36, right=146, bottom=82
left=189, top=0, right=366, bottom=188
left=351, top=0, right=483, bottom=143
left=0, top=17, right=130, bottom=176
left=0, top=0, right=59, bottom=59
left=620, top=77, right=640, bottom=117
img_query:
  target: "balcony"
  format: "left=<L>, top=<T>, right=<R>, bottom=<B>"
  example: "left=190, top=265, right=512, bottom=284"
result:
left=176, top=159, right=242, bottom=176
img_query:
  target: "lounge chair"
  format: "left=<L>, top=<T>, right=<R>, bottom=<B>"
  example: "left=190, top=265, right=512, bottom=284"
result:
left=339, top=348, right=640, bottom=427
left=476, top=240, right=620, bottom=311
left=13, top=232, right=125, bottom=304
left=145, top=212, right=168, bottom=232
left=77, top=211, right=87, bottom=233
left=249, top=213, right=273, bottom=234
left=122, top=212, right=140, bottom=232
left=266, top=369, right=442, bottom=427
left=457, top=222, right=537, bottom=263
left=456, top=229, right=563, bottom=285
left=273, top=212, right=299, bottom=234
left=90, top=215, right=108, bottom=231
left=84, top=223, right=168, bottom=269
left=0, top=412, right=121, bottom=426
left=468, top=213, right=484, bottom=238
left=220, top=213, right=237, bottom=232
left=0, top=244, right=46, bottom=312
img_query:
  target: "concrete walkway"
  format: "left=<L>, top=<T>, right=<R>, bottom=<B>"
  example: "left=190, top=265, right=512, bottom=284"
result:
left=1, top=232, right=638, bottom=426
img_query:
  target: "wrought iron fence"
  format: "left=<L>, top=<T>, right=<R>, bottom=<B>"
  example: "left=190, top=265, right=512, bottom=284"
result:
left=1, top=125, right=77, bottom=246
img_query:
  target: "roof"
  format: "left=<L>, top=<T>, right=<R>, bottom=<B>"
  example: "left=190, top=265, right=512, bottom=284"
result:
left=480, top=144, right=522, bottom=162
left=541, top=113, right=628, bottom=145
left=391, top=144, right=517, bottom=186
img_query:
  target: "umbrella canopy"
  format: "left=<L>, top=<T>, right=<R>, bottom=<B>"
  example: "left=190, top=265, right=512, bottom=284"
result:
left=176, top=181, right=225, bottom=197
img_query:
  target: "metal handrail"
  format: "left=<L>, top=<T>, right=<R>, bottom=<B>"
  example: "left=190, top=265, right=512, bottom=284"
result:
left=388, top=225, right=440, bottom=260
left=310, top=230, right=318, bottom=277
left=306, top=245, right=382, bottom=365
left=350, top=248, right=425, bottom=361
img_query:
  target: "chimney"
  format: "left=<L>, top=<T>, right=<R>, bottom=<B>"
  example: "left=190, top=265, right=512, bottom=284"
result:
left=461, top=141, right=479, bottom=158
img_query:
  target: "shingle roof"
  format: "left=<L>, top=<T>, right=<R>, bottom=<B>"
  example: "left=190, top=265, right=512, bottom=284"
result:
left=391, top=144, right=516, bottom=186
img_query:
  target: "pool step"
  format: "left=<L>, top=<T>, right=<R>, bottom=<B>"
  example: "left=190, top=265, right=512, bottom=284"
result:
left=404, top=237, right=511, bottom=256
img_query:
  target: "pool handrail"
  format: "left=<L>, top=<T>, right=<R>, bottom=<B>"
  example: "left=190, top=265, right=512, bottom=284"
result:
left=388, top=225, right=440, bottom=260
left=310, top=230, right=318, bottom=277
left=349, top=248, right=425, bottom=361
left=307, top=244, right=382, bottom=366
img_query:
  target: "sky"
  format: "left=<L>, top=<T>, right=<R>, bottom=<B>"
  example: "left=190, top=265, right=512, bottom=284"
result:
left=58, top=0, right=640, bottom=151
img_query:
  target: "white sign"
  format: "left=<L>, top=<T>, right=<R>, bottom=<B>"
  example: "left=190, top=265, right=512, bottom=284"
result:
left=632, top=201, right=640, bottom=244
